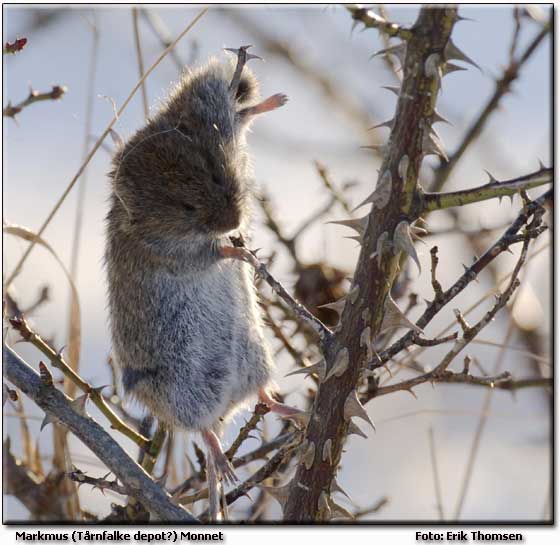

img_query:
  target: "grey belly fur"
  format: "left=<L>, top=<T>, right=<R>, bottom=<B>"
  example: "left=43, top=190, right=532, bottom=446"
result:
left=109, top=257, right=273, bottom=432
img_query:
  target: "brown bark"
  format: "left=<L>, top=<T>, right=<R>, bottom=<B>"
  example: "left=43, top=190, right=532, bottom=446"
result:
left=283, top=7, right=458, bottom=522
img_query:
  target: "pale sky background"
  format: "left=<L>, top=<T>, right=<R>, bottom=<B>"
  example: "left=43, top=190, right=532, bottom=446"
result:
left=2, top=4, right=552, bottom=522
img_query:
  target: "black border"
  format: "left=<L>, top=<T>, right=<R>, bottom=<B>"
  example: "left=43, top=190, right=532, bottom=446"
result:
left=1, top=1, right=555, bottom=527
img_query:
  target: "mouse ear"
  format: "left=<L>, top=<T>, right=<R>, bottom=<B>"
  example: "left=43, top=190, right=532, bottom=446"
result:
left=235, top=70, right=259, bottom=105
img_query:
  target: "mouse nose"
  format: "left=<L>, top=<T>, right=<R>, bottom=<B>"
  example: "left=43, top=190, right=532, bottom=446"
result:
left=208, top=199, right=242, bottom=234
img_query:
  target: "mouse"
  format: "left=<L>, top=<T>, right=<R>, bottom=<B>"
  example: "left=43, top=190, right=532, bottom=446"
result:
left=104, top=47, right=300, bottom=516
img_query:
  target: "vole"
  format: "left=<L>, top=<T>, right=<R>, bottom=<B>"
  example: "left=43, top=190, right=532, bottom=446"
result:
left=105, top=47, right=300, bottom=497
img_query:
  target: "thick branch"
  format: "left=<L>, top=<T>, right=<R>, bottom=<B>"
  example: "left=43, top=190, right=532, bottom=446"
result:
left=3, top=346, right=197, bottom=522
left=8, top=316, right=150, bottom=450
left=284, top=7, right=459, bottom=522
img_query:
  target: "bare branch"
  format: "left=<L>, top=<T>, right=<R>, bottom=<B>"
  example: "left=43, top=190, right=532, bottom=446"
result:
left=3, top=85, right=66, bottom=119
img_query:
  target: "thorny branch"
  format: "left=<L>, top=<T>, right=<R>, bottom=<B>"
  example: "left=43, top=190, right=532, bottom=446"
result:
left=376, top=189, right=550, bottom=368
left=4, top=6, right=551, bottom=523
left=69, top=467, right=128, bottom=496
left=431, top=20, right=551, bottom=192
left=3, top=346, right=198, bottom=522
left=171, top=432, right=296, bottom=499
left=226, top=403, right=270, bottom=460
left=220, top=246, right=333, bottom=344
left=7, top=316, right=151, bottom=450
left=422, top=166, right=552, bottom=212
left=199, top=435, right=301, bottom=519
left=283, top=7, right=462, bottom=522
left=345, top=4, right=413, bottom=40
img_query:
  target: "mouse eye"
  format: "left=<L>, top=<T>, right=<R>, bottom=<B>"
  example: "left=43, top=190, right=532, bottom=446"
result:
left=183, top=202, right=196, bottom=212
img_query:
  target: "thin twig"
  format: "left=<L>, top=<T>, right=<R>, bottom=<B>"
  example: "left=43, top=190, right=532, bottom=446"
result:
left=171, top=432, right=295, bottom=497
left=376, top=191, right=550, bottom=367
left=371, top=230, right=535, bottom=400
left=69, top=467, right=128, bottom=496
left=3, top=85, right=66, bottom=118
left=353, top=496, right=389, bottom=519
left=431, top=23, right=550, bottom=192
left=428, top=428, right=444, bottom=520
left=140, top=8, right=186, bottom=71
left=226, top=403, right=270, bottom=460
left=132, top=7, right=149, bottom=120
left=66, top=11, right=99, bottom=399
left=221, top=246, right=333, bottom=345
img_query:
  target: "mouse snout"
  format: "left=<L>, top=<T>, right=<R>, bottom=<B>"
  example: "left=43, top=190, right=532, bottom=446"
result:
left=211, top=202, right=242, bottom=234
left=201, top=186, right=245, bottom=235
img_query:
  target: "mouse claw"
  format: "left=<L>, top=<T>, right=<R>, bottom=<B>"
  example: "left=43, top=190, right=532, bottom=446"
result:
left=201, top=428, right=240, bottom=487
left=218, top=460, right=239, bottom=487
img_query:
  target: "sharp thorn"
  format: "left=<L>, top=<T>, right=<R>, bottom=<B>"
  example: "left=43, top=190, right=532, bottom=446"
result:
left=381, top=85, right=400, bottom=96
left=368, top=118, right=394, bottom=131
left=347, top=420, right=368, bottom=439
left=445, top=39, right=481, bottom=71
left=392, top=220, right=421, bottom=274
left=343, top=390, right=375, bottom=430
left=40, top=413, right=56, bottom=431
left=442, top=62, right=468, bottom=76
left=328, top=216, right=369, bottom=236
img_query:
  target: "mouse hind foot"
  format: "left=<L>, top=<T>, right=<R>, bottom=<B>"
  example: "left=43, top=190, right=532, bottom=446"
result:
left=201, top=429, right=238, bottom=487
